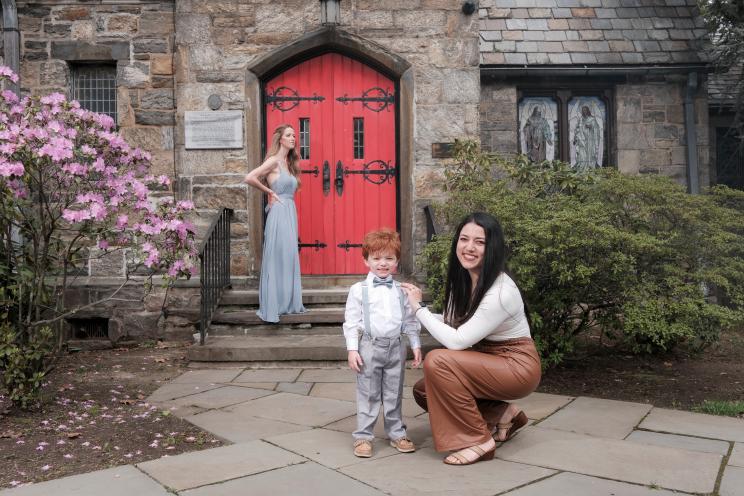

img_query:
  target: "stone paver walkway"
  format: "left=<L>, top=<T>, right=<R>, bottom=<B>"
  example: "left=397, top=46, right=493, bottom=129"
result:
left=3, top=365, right=744, bottom=495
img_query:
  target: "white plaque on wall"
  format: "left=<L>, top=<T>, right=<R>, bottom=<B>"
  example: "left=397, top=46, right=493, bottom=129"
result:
left=185, top=111, right=244, bottom=149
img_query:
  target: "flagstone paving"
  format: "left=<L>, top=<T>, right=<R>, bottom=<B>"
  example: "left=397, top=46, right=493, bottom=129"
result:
left=5, top=365, right=744, bottom=496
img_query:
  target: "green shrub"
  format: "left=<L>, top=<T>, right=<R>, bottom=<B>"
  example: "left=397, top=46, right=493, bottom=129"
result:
left=422, top=141, right=744, bottom=367
left=0, top=322, right=54, bottom=409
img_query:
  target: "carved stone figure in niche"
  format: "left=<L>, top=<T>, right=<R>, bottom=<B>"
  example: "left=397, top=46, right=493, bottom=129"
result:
left=523, top=106, right=553, bottom=163
left=573, top=105, right=601, bottom=171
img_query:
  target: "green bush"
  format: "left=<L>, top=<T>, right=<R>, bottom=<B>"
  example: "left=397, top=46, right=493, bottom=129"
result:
left=422, top=141, right=744, bottom=367
left=0, top=322, right=54, bottom=409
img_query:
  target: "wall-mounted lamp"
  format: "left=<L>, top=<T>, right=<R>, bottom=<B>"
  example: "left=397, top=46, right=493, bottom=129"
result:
left=461, top=1, right=476, bottom=15
left=320, top=0, right=341, bottom=25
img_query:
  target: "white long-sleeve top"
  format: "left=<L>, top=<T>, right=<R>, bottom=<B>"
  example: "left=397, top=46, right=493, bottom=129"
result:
left=417, top=273, right=531, bottom=351
left=343, top=273, right=421, bottom=351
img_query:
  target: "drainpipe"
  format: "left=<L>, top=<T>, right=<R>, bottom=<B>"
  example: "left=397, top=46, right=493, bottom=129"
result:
left=684, top=72, right=700, bottom=194
left=1, top=0, right=20, bottom=95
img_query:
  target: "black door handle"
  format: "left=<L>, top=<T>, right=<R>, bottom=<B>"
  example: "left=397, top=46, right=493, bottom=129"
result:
left=335, top=160, right=344, bottom=196
left=322, top=160, right=330, bottom=196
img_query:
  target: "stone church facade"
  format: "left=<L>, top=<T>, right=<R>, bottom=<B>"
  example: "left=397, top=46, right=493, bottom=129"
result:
left=1, top=0, right=732, bottom=339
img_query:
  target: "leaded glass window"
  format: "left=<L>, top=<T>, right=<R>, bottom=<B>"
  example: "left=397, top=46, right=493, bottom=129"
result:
left=71, top=64, right=117, bottom=124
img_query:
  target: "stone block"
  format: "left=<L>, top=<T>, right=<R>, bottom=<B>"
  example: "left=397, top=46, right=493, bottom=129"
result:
left=617, top=97, right=642, bottom=123
left=342, top=448, right=555, bottom=495
left=721, top=466, right=744, bottom=496
left=442, top=69, right=479, bottom=104
left=107, top=14, right=138, bottom=33
left=186, top=410, right=310, bottom=444
left=44, top=23, right=72, bottom=38
left=165, top=385, right=273, bottom=410
left=229, top=392, right=356, bottom=427
left=497, top=427, right=721, bottom=494
left=538, top=397, right=652, bottom=439
left=150, top=54, right=173, bottom=75
left=640, top=408, right=744, bottom=442
left=137, top=441, right=304, bottom=492
left=71, top=20, right=95, bottom=41
left=51, top=41, right=129, bottom=61
left=54, top=6, right=90, bottom=21
left=89, top=248, right=124, bottom=276
left=134, top=37, right=169, bottom=53
left=0, top=465, right=171, bottom=496
left=140, top=88, right=175, bottom=110
left=654, top=124, right=680, bottom=140
left=39, top=60, right=69, bottom=87
left=139, top=12, right=175, bottom=34
left=175, top=13, right=211, bottom=45
left=193, top=186, right=247, bottom=210
left=505, top=472, right=680, bottom=496
left=233, top=369, right=301, bottom=383
left=182, top=463, right=384, bottom=496
left=135, top=110, right=175, bottom=126
left=118, top=62, right=149, bottom=88
left=626, top=431, right=730, bottom=455
left=618, top=149, right=641, bottom=173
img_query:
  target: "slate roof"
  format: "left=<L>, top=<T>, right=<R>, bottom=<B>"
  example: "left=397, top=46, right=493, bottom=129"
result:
left=709, top=66, right=741, bottom=110
left=479, top=0, right=710, bottom=66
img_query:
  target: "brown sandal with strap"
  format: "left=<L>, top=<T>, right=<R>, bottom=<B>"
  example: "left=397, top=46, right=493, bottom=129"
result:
left=494, top=410, right=528, bottom=442
left=443, top=444, right=496, bottom=465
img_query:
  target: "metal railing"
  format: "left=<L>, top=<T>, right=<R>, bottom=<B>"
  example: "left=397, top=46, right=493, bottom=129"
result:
left=199, top=208, right=233, bottom=345
left=423, top=204, right=441, bottom=243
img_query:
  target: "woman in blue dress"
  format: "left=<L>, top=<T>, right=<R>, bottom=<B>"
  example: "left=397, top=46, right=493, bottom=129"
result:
left=244, top=124, right=306, bottom=322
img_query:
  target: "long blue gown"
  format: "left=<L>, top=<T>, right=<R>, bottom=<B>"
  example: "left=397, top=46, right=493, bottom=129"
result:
left=257, top=166, right=306, bottom=322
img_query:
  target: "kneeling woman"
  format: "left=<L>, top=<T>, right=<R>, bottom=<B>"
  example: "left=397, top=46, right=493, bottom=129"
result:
left=401, top=212, right=540, bottom=465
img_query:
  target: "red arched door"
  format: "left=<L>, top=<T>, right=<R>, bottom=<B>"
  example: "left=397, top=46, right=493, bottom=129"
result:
left=264, top=53, right=397, bottom=275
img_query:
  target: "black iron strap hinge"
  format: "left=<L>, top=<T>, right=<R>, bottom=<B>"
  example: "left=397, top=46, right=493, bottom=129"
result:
left=337, top=241, right=363, bottom=251
left=266, top=86, right=325, bottom=111
left=336, top=87, right=395, bottom=112
left=298, top=240, right=327, bottom=252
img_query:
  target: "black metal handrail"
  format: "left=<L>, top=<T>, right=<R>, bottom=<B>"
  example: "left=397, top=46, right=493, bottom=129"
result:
left=199, top=207, right=233, bottom=345
left=423, top=204, right=441, bottom=243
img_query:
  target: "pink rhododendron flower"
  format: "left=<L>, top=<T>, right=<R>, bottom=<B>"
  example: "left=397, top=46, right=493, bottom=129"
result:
left=0, top=161, right=24, bottom=177
left=0, top=66, right=19, bottom=82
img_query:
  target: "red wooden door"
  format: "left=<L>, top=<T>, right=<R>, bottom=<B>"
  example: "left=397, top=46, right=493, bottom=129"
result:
left=265, top=53, right=397, bottom=274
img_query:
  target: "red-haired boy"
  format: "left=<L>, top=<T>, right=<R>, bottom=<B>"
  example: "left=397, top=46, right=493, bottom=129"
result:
left=343, top=229, right=422, bottom=458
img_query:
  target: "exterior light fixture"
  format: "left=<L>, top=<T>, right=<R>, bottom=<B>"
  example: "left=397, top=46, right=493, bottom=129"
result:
left=462, top=1, right=476, bottom=15
left=320, top=0, right=341, bottom=25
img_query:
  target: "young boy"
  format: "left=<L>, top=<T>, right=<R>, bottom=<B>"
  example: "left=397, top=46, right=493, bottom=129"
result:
left=343, top=229, right=422, bottom=458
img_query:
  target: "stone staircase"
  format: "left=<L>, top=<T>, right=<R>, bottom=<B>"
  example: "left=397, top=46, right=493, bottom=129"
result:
left=187, top=285, right=438, bottom=362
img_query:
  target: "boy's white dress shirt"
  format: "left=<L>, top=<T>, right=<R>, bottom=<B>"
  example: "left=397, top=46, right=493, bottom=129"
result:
left=343, top=272, right=421, bottom=351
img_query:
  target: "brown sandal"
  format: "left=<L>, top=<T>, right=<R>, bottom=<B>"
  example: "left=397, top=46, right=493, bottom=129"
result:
left=493, top=410, right=528, bottom=442
left=443, top=444, right=496, bottom=465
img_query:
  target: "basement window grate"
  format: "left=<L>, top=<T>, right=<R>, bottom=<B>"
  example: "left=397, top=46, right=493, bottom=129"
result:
left=68, top=318, right=109, bottom=340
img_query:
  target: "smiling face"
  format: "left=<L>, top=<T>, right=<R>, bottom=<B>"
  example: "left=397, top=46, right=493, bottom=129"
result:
left=280, top=126, right=296, bottom=150
left=456, top=222, right=486, bottom=276
left=363, top=249, right=399, bottom=279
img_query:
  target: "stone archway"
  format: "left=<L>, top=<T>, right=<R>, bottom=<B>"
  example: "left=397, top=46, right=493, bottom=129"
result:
left=244, top=27, right=416, bottom=274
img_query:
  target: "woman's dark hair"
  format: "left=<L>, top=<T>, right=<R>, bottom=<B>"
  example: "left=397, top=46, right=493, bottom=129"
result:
left=444, top=212, right=507, bottom=327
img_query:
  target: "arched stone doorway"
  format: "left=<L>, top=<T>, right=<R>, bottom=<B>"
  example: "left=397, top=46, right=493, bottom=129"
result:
left=244, top=27, right=415, bottom=274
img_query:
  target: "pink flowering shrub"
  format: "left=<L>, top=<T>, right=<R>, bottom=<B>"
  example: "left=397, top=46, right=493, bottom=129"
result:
left=0, top=67, right=196, bottom=408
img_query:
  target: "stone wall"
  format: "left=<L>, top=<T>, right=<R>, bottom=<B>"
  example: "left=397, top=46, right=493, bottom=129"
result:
left=616, top=77, right=709, bottom=186
left=480, top=81, right=518, bottom=156
left=173, top=0, right=481, bottom=276
left=480, top=76, right=711, bottom=187
left=15, top=0, right=178, bottom=252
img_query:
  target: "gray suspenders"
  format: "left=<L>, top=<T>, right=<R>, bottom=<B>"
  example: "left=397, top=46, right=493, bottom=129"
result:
left=360, top=281, right=406, bottom=337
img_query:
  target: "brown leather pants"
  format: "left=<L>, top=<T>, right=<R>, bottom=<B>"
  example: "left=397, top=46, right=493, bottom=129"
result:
left=413, top=337, right=541, bottom=451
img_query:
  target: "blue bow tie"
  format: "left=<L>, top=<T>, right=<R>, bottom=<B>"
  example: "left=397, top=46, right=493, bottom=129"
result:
left=372, top=277, right=394, bottom=288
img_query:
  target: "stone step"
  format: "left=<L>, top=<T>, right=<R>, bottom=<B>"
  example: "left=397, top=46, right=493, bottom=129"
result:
left=212, top=307, right=345, bottom=325
left=220, top=288, right=350, bottom=306
left=208, top=324, right=342, bottom=337
left=188, top=334, right=441, bottom=362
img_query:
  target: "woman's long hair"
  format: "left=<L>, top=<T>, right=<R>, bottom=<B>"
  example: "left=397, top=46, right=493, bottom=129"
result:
left=443, top=212, right=507, bottom=327
left=265, top=124, right=301, bottom=188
